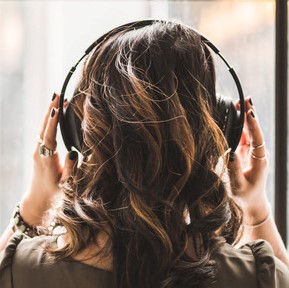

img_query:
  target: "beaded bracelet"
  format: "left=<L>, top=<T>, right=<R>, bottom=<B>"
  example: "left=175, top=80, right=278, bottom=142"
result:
left=10, top=203, right=41, bottom=237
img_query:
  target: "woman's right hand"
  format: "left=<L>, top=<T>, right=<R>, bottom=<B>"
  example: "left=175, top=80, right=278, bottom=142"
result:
left=20, top=93, right=78, bottom=227
left=228, top=97, right=270, bottom=225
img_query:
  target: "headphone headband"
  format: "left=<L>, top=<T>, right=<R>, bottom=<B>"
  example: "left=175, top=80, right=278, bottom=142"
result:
left=59, top=19, right=245, bottom=152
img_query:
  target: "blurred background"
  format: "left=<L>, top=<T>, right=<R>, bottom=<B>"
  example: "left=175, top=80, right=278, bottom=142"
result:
left=0, top=0, right=283, bottom=242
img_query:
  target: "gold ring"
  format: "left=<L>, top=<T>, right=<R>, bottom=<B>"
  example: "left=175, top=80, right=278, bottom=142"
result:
left=252, top=141, right=265, bottom=150
left=251, top=152, right=266, bottom=160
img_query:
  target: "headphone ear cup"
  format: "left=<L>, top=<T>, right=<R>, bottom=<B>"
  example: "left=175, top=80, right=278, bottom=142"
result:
left=216, top=95, right=241, bottom=151
left=62, top=99, right=83, bottom=152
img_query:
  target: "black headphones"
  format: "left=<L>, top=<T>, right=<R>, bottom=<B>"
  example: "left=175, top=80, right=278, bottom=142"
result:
left=59, top=20, right=245, bottom=154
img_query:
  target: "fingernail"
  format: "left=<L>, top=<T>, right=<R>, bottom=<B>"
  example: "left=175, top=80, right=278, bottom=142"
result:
left=69, top=151, right=78, bottom=161
left=249, top=98, right=253, bottom=106
left=51, top=92, right=57, bottom=101
left=51, top=108, right=56, bottom=118
left=249, top=109, right=255, bottom=118
left=229, top=151, right=235, bottom=162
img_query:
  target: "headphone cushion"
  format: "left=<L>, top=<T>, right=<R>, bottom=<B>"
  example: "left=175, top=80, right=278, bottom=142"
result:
left=216, top=95, right=240, bottom=150
left=63, top=102, right=83, bottom=152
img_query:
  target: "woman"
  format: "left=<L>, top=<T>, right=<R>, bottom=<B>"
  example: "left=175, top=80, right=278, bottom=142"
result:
left=0, top=21, right=288, bottom=288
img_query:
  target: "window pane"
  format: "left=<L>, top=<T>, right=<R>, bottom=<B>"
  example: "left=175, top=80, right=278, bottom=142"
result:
left=0, top=1, right=276, bottom=235
left=0, top=0, right=169, bottom=233
left=168, top=0, right=275, bottom=210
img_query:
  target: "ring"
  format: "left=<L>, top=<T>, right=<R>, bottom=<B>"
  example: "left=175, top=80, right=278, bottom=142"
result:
left=37, top=135, right=43, bottom=144
left=251, top=152, right=266, bottom=160
left=39, top=143, right=56, bottom=158
left=252, top=141, right=265, bottom=150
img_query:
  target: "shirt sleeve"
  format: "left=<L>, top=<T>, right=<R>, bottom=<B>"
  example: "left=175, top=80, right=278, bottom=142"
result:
left=212, top=239, right=289, bottom=288
left=246, top=240, right=289, bottom=288
left=0, top=232, right=28, bottom=288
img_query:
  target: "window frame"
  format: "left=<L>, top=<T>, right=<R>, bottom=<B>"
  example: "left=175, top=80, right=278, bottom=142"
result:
left=275, top=0, right=288, bottom=244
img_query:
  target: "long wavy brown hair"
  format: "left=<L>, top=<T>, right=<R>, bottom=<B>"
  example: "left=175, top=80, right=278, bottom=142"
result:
left=49, top=21, right=242, bottom=288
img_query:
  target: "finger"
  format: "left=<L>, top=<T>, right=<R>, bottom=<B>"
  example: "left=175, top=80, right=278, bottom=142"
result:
left=39, top=93, right=60, bottom=139
left=236, top=96, right=252, bottom=110
left=64, top=98, right=69, bottom=108
left=61, top=151, right=79, bottom=181
left=239, top=130, right=249, bottom=146
left=237, top=97, right=251, bottom=147
left=247, top=109, right=266, bottom=159
left=227, top=152, right=246, bottom=192
left=244, top=98, right=263, bottom=142
left=246, top=107, right=264, bottom=150
left=234, top=99, right=240, bottom=110
left=43, top=108, right=59, bottom=151
left=245, top=104, right=267, bottom=169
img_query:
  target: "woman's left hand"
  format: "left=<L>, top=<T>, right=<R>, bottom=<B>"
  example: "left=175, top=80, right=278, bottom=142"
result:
left=228, top=97, right=269, bottom=225
left=20, top=93, right=78, bottom=226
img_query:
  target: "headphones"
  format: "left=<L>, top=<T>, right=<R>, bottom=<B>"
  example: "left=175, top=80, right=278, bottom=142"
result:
left=59, top=20, right=245, bottom=154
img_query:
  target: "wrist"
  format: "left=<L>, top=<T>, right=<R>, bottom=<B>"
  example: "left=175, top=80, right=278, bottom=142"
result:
left=20, top=194, right=54, bottom=226
left=10, top=203, right=41, bottom=237
left=241, top=199, right=271, bottom=226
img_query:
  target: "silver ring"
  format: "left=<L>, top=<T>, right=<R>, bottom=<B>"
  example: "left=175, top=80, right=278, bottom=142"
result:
left=39, top=143, right=56, bottom=158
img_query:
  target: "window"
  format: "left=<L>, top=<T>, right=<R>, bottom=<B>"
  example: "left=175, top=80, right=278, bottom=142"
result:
left=167, top=0, right=276, bottom=230
left=0, top=1, right=287, bottom=247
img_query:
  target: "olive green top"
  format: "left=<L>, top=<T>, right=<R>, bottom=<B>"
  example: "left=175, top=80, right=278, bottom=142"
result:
left=0, top=232, right=289, bottom=288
